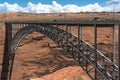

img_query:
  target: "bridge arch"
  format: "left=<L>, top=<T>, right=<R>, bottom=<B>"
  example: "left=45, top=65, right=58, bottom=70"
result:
left=9, top=24, right=63, bottom=80
left=11, top=25, right=45, bottom=53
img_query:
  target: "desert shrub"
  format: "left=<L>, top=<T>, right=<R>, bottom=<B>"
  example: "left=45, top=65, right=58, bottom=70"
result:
left=77, top=76, right=85, bottom=80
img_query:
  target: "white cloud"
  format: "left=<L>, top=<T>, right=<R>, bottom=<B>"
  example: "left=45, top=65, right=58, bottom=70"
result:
left=112, top=0, right=120, bottom=2
left=107, top=0, right=120, bottom=4
left=0, top=1, right=120, bottom=13
left=0, top=2, right=22, bottom=12
left=27, top=2, right=53, bottom=13
left=110, top=0, right=120, bottom=2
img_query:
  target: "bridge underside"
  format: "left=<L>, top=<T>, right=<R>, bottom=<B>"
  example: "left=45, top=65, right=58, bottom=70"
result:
left=1, top=21, right=120, bottom=80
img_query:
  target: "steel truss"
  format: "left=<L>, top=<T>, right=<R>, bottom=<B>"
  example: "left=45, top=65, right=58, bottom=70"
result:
left=0, top=21, right=120, bottom=80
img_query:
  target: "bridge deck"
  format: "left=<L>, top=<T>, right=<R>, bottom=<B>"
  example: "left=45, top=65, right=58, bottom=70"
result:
left=5, top=20, right=120, bottom=27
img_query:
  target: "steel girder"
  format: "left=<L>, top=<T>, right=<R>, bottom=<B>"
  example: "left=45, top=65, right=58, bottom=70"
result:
left=1, top=22, right=119, bottom=80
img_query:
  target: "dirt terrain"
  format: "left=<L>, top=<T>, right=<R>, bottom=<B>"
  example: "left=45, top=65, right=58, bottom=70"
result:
left=0, top=12, right=120, bottom=80
left=0, top=26, right=90, bottom=80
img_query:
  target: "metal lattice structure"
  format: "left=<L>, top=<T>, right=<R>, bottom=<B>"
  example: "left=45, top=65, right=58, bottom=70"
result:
left=0, top=20, right=120, bottom=80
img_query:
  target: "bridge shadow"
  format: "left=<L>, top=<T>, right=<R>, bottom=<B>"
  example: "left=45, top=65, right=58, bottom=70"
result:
left=12, top=32, right=79, bottom=80
left=23, top=49, right=78, bottom=78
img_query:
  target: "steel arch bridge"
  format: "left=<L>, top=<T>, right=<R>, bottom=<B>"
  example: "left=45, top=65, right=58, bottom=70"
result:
left=0, top=20, right=120, bottom=80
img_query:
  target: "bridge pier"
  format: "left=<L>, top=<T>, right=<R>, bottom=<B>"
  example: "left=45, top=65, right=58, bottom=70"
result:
left=1, top=23, right=12, bottom=80
left=78, top=24, right=81, bottom=64
left=94, top=23, right=98, bottom=80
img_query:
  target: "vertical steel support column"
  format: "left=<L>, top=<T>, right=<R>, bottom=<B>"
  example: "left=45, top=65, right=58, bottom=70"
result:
left=78, top=24, right=80, bottom=64
left=43, top=24, right=45, bottom=34
left=118, top=24, right=120, bottom=80
left=56, top=24, right=58, bottom=43
left=112, top=24, right=115, bottom=79
left=48, top=24, right=51, bottom=38
left=69, top=26, right=72, bottom=34
left=80, top=25, right=82, bottom=41
left=12, top=24, right=14, bottom=37
left=61, top=25, right=64, bottom=30
left=18, top=24, right=20, bottom=31
left=69, top=25, right=72, bottom=43
left=1, top=23, right=12, bottom=80
left=94, top=23, right=97, bottom=80
left=66, top=24, right=68, bottom=51
left=49, top=24, right=52, bottom=39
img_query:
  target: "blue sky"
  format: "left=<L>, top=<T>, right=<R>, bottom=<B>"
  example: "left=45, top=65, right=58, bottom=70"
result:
left=0, top=0, right=108, bottom=6
left=0, top=0, right=120, bottom=13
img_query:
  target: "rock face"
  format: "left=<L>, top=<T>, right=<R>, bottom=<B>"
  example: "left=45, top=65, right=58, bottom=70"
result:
left=29, top=66, right=90, bottom=80
left=0, top=30, right=90, bottom=80
left=29, top=78, right=44, bottom=80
